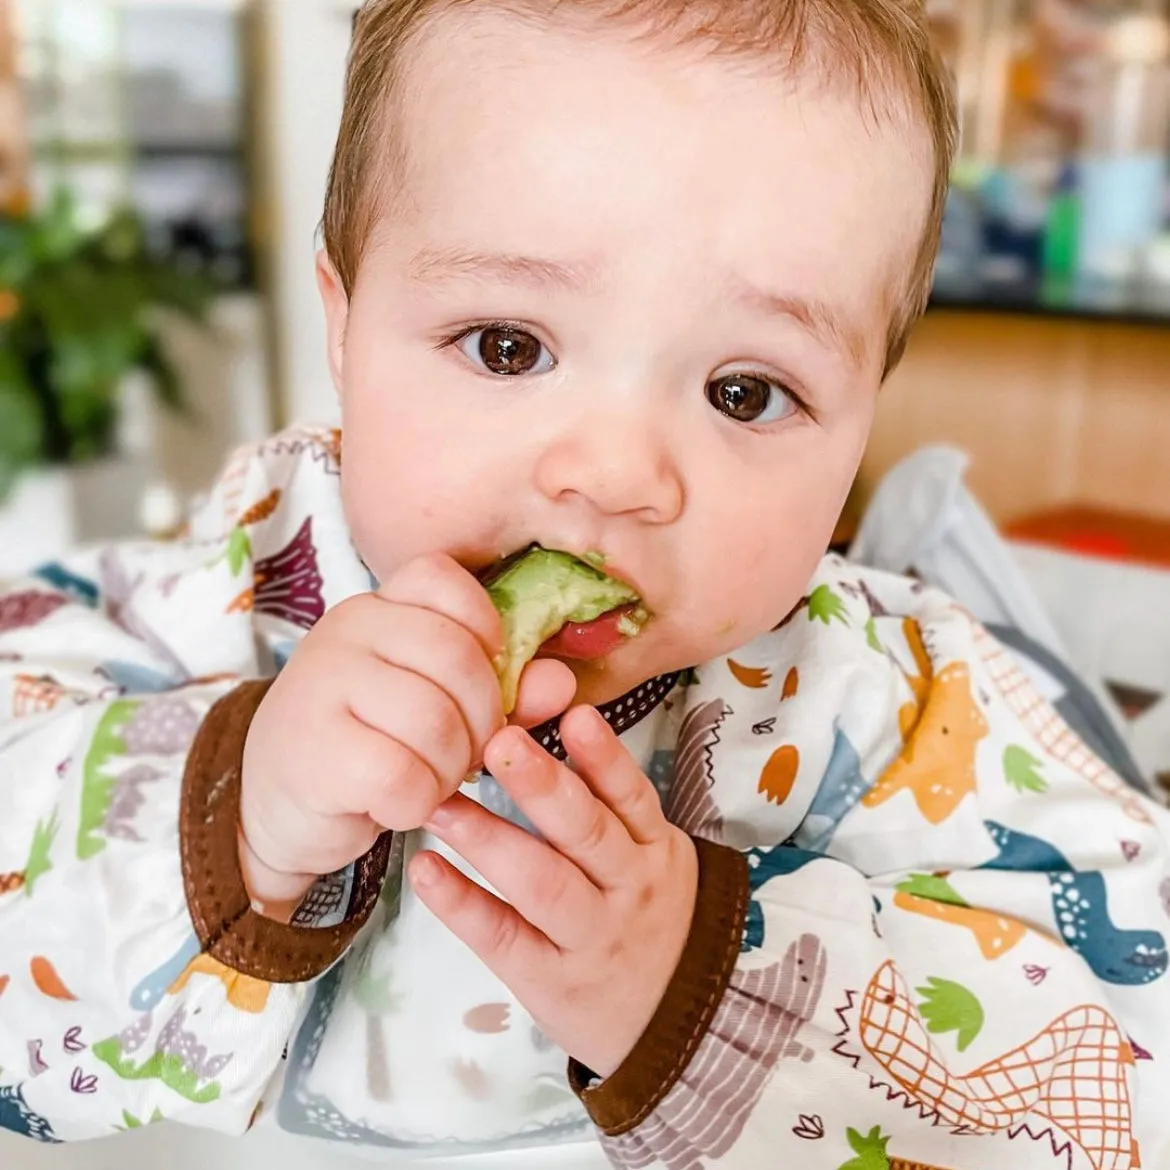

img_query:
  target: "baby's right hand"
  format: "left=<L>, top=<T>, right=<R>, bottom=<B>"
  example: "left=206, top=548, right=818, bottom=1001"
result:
left=238, top=554, right=570, bottom=918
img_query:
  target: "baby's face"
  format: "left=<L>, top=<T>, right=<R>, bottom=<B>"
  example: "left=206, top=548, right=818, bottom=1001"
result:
left=321, top=8, right=933, bottom=706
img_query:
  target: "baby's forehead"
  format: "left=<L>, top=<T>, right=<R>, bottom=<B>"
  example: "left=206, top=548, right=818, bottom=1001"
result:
left=327, top=1, right=952, bottom=380
left=382, top=21, right=924, bottom=335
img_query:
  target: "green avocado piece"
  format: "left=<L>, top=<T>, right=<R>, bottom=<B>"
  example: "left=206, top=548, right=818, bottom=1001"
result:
left=485, top=547, right=643, bottom=713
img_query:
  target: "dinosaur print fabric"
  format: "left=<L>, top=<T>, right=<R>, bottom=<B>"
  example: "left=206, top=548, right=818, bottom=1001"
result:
left=1, top=427, right=1168, bottom=1169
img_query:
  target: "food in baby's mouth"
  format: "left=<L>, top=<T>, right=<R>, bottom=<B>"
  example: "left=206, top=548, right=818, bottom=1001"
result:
left=484, top=546, right=646, bottom=713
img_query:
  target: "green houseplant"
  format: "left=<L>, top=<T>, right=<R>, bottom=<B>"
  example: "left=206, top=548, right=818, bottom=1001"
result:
left=0, top=188, right=214, bottom=501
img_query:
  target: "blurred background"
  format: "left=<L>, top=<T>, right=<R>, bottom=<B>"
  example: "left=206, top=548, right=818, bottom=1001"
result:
left=3, top=11, right=1170, bottom=1170
left=0, top=0, right=1169, bottom=566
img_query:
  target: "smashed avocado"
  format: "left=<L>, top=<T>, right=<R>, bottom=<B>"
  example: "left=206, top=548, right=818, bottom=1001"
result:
left=484, top=546, right=642, bottom=713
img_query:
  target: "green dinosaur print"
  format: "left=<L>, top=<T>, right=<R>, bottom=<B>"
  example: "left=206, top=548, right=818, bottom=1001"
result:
left=78, top=701, right=142, bottom=860
left=92, top=1038, right=221, bottom=1105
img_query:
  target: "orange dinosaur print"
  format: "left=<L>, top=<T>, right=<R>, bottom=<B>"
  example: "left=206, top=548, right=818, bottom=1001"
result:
left=892, top=891, right=1028, bottom=961
left=863, top=661, right=989, bottom=825
left=728, top=659, right=772, bottom=689
left=898, top=619, right=934, bottom=739
left=169, top=952, right=272, bottom=1014
left=855, top=960, right=1139, bottom=1170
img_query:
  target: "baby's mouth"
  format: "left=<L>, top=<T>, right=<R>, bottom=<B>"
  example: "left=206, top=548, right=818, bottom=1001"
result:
left=537, top=603, right=645, bottom=661
left=481, top=545, right=648, bottom=712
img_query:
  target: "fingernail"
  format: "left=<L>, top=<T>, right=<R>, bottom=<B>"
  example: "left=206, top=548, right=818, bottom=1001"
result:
left=494, top=729, right=530, bottom=770
left=426, top=803, right=455, bottom=832
left=571, top=705, right=607, bottom=742
left=411, top=852, right=442, bottom=889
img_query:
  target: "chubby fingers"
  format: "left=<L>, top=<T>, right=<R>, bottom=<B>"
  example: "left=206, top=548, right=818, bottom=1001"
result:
left=558, top=706, right=671, bottom=845
left=422, top=794, right=603, bottom=948
left=335, top=598, right=503, bottom=764
left=375, top=552, right=503, bottom=661
left=509, top=657, right=578, bottom=731
left=483, top=726, right=638, bottom=888
left=408, top=849, right=557, bottom=982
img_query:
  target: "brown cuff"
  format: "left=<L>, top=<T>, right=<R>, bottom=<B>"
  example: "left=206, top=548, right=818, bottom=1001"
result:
left=180, top=679, right=393, bottom=984
left=569, top=836, right=749, bottom=1136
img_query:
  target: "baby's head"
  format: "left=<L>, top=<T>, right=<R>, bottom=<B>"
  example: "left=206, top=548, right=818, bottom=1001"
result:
left=318, top=0, right=956, bottom=704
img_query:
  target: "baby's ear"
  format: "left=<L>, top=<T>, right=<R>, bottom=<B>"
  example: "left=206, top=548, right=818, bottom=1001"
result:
left=315, top=248, right=349, bottom=397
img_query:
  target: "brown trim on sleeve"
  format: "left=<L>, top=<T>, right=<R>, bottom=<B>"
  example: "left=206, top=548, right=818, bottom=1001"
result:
left=180, top=679, right=393, bottom=984
left=569, top=836, right=749, bottom=1136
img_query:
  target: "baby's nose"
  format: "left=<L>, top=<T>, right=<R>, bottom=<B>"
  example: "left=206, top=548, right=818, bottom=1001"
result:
left=533, top=414, right=684, bottom=523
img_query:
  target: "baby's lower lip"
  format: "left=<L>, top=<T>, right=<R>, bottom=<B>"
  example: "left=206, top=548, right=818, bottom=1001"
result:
left=539, top=606, right=641, bottom=661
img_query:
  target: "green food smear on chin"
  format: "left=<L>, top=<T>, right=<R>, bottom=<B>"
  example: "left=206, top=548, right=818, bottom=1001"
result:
left=485, top=546, right=644, bottom=713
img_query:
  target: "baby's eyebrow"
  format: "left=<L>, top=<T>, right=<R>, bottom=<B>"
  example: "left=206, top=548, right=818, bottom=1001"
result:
left=407, top=245, right=599, bottom=291
left=728, top=275, right=869, bottom=370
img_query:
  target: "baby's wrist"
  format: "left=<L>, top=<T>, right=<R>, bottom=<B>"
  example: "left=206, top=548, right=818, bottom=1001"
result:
left=236, top=825, right=315, bottom=923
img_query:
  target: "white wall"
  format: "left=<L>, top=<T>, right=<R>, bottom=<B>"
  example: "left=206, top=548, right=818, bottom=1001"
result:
left=258, top=0, right=355, bottom=427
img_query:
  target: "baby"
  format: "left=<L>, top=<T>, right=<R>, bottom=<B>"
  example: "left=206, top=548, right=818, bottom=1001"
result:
left=3, top=1, right=1169, bottom=1167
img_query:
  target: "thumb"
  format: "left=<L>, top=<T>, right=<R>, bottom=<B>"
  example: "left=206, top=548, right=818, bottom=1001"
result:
left=509, top=658, right=577, bottom=730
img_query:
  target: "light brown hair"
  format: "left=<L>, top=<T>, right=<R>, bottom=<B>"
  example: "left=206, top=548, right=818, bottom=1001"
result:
left=323, top=0, right=958, bottom=375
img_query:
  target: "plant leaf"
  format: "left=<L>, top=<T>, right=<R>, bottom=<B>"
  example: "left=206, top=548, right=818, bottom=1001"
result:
left=915, top=976, right=985, bottom=1052
left=136, top=334, right=190, bottom=415
left=226, top=528, right=252, bottom=577
left=841, top=1125, right=890, bottom=1170
left=895, top=872, right=969, bottom=906
left=1004, top=745, right=1048, bottom=794
left=0, top=348, right=45, bottom=502
left=808, top=584, right=849, bottom=627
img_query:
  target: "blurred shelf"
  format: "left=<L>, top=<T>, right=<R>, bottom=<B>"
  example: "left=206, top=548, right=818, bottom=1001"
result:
left=929, top=274, right=1170, bottom=327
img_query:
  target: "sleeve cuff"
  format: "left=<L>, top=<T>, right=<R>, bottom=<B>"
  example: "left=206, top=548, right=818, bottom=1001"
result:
left=180, top=679, right=393, bottom=984
left=569, top=835, right=749, bottom=1136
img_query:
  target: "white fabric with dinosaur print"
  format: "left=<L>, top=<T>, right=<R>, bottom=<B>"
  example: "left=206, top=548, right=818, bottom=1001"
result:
left=1, top=426, right=1169, bottom=1170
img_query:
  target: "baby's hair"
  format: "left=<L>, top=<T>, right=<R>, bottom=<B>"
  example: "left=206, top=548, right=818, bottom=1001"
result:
left=323, top=0, right=958, bottom=376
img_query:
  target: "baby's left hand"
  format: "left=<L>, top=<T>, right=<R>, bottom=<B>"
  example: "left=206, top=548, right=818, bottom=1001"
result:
left=410, top=705, right=698, bottom=1078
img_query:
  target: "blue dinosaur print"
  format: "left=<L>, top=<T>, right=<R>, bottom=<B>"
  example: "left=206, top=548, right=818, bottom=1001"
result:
left=789, top=727, right=870, bottom=854
left=131, top=932, right=203, bottom=1011
left=0, top=1083, right=60, bottom=1142
left=33, top=563, right=99, bottom=608
left=981, top=820, right=1167, bottom=985
left=742, top=842, right=824, bottom=952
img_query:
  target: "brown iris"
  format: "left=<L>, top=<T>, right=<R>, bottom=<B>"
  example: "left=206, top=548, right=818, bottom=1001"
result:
left=478, top=327, right=543, bottom=376
left=706, top=373, right=775, bottom=422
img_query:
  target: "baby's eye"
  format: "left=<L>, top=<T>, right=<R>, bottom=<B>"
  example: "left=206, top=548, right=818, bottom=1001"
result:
left=706, top=373, right=798, bottom=425
left=457, top=325, right=556, bottom=377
